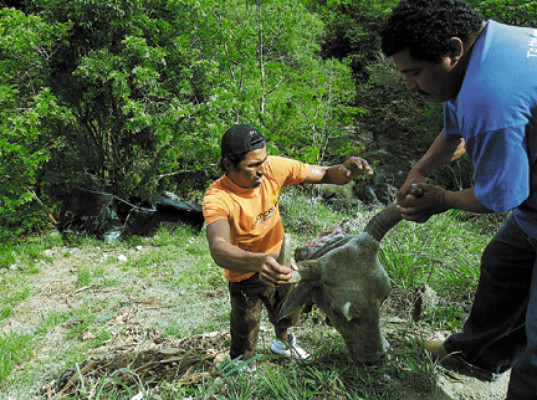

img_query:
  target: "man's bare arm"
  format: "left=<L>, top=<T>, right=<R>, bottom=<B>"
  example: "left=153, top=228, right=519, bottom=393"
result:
left=398, top=130, right=465, bottom=204
left=206, top=219, right=293, bottom=287
left=303, top=156, right=374, bottom=185
left=411, top=129, right=466, bottom=177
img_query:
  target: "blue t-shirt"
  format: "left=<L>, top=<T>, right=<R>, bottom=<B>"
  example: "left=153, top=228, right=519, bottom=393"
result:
left=444, top=20, right=537, bottom=238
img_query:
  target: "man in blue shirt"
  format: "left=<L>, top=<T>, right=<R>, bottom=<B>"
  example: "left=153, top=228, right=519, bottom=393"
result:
left=381, top=1, right=537, bottom=399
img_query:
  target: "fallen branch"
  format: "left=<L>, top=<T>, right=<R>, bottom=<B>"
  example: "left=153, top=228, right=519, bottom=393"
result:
left=56, top=362, right=98, bottom=398
left=66, top=285, right=93, bottom=308
left=27, top=188, right=59, bottom=229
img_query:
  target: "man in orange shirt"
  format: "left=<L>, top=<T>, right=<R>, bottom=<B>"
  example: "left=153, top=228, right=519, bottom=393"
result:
left=203, top=124, right=373, bottom=368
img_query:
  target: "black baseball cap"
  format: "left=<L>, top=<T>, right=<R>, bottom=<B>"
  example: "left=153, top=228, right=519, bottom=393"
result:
left=221, top=124, right=267, bottom=157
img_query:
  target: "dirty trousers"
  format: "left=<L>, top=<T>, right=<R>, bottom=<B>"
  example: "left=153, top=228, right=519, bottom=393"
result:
left=444, top=216, right=537, bottom=400
left=228, top=273, right=301, bottom=360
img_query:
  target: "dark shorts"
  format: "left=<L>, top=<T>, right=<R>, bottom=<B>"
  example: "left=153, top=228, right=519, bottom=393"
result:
left=228, top=273, right=301, bottom=359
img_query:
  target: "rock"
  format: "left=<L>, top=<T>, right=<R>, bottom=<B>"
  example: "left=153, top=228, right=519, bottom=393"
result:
left=45, top=249, right=54, bottom=257
left=354, top=148, right=412, bottom=205
left=412, top=284, right=439, bottom=322
left=118, top=255, right=128, bottom=262
left=64, top=248, right=80, bottom=256
left=48, top=230, right=62, bottom=239
left=214, top=352, right=228, bottom=368
left=435, top=370, right=510, bottom=400
left=318, top=181, right=363, bottom=208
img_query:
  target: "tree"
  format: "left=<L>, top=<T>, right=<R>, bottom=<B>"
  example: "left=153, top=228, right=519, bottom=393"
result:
left=472, top=0, right=537, bottom=27
left=0, top=0, right=379, bottom=237
left=0, top=8, right=71, bottom=238
left=30, top=0, right=216, bottom=199
left=28, top=0, right=359, bottom=198
left=196, top=0, right=360, bottom=163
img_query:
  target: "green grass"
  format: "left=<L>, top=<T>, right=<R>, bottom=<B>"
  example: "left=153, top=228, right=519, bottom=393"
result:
left=0, top=191, right=506, bottom=399
left=0, top=332, right=34, bottom=383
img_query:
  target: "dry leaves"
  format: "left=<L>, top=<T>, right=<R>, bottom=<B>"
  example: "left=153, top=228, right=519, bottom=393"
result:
left=44, top=330, right=230, bottom=399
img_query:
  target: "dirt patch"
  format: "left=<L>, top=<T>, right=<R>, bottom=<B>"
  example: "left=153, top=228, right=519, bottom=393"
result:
left=435, top=370, right=510, bottom=400
left=3, top=252, right=79, bottom=336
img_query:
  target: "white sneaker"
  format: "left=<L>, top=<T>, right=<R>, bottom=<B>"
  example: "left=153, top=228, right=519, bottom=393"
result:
left=270, top=333, right=310, bottom=359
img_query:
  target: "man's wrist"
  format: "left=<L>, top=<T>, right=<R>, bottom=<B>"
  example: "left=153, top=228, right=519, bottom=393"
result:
left=408, top=167, right=427, bottom=182
left=325, top=165, right=348, bottom=185
left=441, top=189, right=451, bottom=213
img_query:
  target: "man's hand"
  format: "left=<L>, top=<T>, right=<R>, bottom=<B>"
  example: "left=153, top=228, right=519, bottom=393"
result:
left=397, top=170, right=426, bottom=205
left=397, top=183, right=448, bottom=223
left=341, top=157, right=374, bottom=178
left=257, top=255, right=296, bottom=288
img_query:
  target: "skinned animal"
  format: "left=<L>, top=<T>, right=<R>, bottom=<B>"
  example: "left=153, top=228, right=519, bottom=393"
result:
left=278, top=204, right=406, bottom=364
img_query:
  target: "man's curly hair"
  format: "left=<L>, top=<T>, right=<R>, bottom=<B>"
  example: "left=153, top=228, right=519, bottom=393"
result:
left=381, top=0, right=485, bottom=63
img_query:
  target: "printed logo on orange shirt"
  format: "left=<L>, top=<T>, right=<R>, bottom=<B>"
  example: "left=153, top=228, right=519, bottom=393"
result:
left=254, top=188, right=281, bottom=225
left=255, top=200, right=279, bottom=225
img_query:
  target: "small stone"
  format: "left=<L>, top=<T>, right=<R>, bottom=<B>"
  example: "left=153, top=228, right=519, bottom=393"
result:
left=136, top=245, right=143, bottom=251
left=118, top=255, right=128, bottom=262
left=214, top=353, right=228, bottom=368
left=412, top=283, right=439, bottom=322
left=49, top=230, right=61, bottom=239
left=44, top=249, right=54, bottom=257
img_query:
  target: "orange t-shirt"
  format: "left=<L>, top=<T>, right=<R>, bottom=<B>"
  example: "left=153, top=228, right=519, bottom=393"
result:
left=203, top=156, right=309, bottom=282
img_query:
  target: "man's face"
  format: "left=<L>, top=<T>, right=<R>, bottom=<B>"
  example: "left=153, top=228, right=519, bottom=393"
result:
left=226, top=147, right=268, bottom=189
left=392, top=49, right=460, bottom=102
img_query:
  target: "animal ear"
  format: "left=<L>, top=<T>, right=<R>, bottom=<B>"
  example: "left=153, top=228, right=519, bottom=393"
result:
left=277, top=281, right=317, bottom=322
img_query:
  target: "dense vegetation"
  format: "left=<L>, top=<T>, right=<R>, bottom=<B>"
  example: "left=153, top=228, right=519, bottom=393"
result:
left=1, top=0, right=536, bottom=240
left=1, top=1, right=535, bottom=398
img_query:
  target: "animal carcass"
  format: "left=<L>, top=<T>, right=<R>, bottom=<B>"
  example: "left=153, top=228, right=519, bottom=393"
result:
left=278, top=204, right=405, bottom=364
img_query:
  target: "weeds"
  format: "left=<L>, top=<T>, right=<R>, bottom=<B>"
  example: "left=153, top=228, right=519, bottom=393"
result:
left=0, top=192, right=504, bottom=399
left=0, top=332, right=34, bottom=384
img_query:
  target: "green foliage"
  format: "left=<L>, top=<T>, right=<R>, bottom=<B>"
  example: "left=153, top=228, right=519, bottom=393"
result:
left=0, top=9, right=72, bottom=239
left=472, top=0, right=537, bottom=27
left=0, top=245, right=15, bottom=269
left=31, top=0, right=357, bottom=197
left=381, top=210, right=487, bottom=293
left=312, top=0, right=398, bottom=76
left=30, top=0, right=212, bottom=199
left=280, top=187, right=352, bottom=237
left=1, top=0, right=534, bottom=240
left=0, top=0, right=364, bottom=240
left=0, top=331, right=34, bottom=384
left=269, top=58, right=361, bottom=164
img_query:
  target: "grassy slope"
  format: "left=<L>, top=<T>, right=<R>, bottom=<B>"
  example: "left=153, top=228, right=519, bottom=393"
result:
left=0, top=189, right=507, bottom=399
